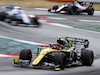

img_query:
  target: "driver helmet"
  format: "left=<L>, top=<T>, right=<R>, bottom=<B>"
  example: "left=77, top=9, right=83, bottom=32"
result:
left=68, top=2, right=71, bottom=5
left=57, top=38, right=68, bottom=45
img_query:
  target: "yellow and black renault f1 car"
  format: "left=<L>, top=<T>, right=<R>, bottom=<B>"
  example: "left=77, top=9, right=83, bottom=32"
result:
left=13, top=36, right=94, bottom=70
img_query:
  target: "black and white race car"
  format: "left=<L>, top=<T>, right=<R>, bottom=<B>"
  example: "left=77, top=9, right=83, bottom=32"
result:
left=48, top=1, right=94, bottom=15
left=0, top=5, right=40, bottom=26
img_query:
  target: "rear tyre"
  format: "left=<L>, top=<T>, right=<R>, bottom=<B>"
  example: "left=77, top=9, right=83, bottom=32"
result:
left=19, top=49, right=32, bottom=64
left=81, top=50, right=94, bottom=66
left=67, top=6, right=73, bottom=15
left=52, top=5, right=58, bottom=10
left=54, top=52, right=66, bottom=70
left=87, top=7, right=94, bottom=15
left=0, top=12, right=7, bottom=21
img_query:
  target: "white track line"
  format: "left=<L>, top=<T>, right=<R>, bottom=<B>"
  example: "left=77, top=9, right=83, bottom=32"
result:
left=0, top=36, right=47, bottom=45
left=40, top=20, right=73, bottom=28
left=0, top=54, right=11, bottom=57
left=40, top=20, right=100, bottom=34
left=39, top=16, right=100, bottom=23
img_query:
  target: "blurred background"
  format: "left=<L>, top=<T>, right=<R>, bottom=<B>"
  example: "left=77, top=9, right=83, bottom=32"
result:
left=0, top=0, right=100, bottom=10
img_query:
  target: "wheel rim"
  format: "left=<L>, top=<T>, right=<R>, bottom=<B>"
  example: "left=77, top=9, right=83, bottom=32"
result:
left=89, top=52, right=93, bottom=65
left=61, top=55, right=66, bottom=69
left=91, top=9, right=94, bottom=15
left=26, top=50, right=32, bottom=60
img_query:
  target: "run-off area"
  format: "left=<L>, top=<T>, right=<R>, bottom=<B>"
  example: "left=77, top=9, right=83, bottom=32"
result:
left=40, top=18, right=100, bottom=32
left=0, top=36, right=38, bottom=55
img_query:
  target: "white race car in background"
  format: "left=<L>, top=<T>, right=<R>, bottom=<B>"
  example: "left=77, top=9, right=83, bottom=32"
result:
left=48, top=1, right=94, bottom=15
left=0, top=5, right=40, bottom=26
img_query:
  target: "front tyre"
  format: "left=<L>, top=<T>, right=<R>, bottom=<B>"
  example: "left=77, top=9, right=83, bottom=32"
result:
left=19, top=49, right=32, bottom=64
left=48, top=9, right=51, bottom=12
left=87, top=7, right=94, bottom=15
left=33, top=17, right=41, bottom=27
left=81, top=50, right=94, bottom=66
left=54, top=52, right=66, bottom=70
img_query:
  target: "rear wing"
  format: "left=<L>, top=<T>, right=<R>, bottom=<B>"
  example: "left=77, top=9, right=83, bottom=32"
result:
left=58, top=36, right=89, bottom=48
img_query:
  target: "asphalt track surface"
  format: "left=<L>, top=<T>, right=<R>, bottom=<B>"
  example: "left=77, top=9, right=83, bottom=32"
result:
left=0, top=8, right=100, bottom=75
left=25, top=9, right=100, bottom=21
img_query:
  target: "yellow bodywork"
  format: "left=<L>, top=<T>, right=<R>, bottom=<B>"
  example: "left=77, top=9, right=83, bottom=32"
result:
left=32, top=47, right=74, bottom=65
left=55, top=68, right=61, bottom=71
left=14, top=58, right=19, bottom=64
left=28, top=15, right=35, bottom=18
left=32, top=37, right=74, bottom=66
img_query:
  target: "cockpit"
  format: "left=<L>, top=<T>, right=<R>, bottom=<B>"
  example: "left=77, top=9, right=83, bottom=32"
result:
left=50, top=38, right=70, bottom=50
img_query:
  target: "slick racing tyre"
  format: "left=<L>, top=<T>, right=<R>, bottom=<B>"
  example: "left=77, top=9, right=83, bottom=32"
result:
left=33, top=17, right=38, bottom=23
left=52, top=5, right=58, bottom=10
left=54, top=52, right=66, bottom=70
left=81, top=50, right=94, bottom=66
left=33, top=17, right=40, bottom=26
left=48, top=9, right=51, bottom=12
left=19, top=49, right=32, bottom=64
left=87, top=7, right=94, bottom=15
left=67, top=6, right=73, bottom=15
left=0, top=12, right=7, bottom=21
